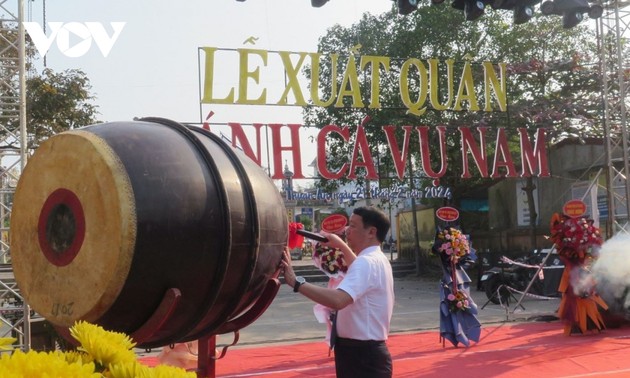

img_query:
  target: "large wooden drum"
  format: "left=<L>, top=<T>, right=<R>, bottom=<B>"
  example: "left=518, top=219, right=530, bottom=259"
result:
left=10, top=118, right=287, bottom=347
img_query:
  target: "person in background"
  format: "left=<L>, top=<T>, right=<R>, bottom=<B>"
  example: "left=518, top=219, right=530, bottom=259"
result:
left=281, top=206, right=394, bottom=378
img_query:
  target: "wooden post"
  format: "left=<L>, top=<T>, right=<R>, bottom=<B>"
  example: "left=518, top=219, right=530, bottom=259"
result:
left=196, top=335, right=217, bottom=378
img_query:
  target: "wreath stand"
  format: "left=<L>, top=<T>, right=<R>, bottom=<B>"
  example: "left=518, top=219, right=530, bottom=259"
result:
left=480, top=263, right=524, bottom=311
left=481, top=283, right=524, bottom=311
left=54, top=278, right=281, bottom=378
left=510, top=246, right=556, bottom=314
left=481, top=248, right=556, bottom=314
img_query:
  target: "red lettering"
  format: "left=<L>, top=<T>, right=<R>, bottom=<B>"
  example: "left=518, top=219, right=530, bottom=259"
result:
left=317, top=125, right=350, bottom=179
left=460, top=127, right=489, bottom=178
left=491, top=128, right=517, bottom=178
left=269, top=124, right=304, bottom=179
left=348, top=125, right=378, bottom=179
left=383, top=125, right=413, bottom=181
left=226, top=122, right=263, bottom=166
left=202, top=111, right=215, bottom=131
left=418, top=126, right=448, bottom=179
left=211, top=122, right=549, bottom=182
left=519, top=128, right=549, bottom=177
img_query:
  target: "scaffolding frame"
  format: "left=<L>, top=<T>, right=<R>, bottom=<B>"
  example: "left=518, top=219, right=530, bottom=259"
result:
left=0, top=0, right=30, bottom=352
left=598, top=1, right=630, bottom=237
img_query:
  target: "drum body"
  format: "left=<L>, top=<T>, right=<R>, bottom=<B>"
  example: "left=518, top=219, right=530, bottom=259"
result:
left=10, top=118, right=287, bottom=347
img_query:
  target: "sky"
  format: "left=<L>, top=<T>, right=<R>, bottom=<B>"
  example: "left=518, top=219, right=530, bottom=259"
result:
left=19, top=0, right=395, bottom=178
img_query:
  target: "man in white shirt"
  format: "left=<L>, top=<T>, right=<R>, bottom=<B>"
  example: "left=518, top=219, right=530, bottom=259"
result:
left=282, top=206, right=394, bottom=377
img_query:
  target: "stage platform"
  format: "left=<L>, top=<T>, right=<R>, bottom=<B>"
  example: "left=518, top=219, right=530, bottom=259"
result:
left=139, top=321, right=630, bottom=377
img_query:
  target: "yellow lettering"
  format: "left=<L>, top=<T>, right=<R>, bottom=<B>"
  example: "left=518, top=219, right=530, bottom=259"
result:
left=428, top=58, right=454, bottom=110
left=201, top=47, right=235, bottom=104
left=200, top=47, right=509, bottom=113
left=278, top=51, right=308, bottom=106
left=453, top=60, right=479, bottom=111
left=483, top=62, right=507, bottom=112
left=360, top=55, right=390, bottom=109
left=237, top=49, right=267, bottom=105
left=335, top=55, right=364, bottom=108
left=310, top=53, right=338, bottom=107
left=399, top=58, right=428, bottom=116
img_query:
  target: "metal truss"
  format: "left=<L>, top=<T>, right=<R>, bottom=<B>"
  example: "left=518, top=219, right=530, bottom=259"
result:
left=598, top=1, right=630, bottom=237
left=0, top=0, right=30, bottom=352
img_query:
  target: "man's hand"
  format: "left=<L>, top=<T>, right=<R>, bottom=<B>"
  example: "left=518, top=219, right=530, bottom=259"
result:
left=282, top=246, right=354, bottom=309
left=281, top=247, right=296, bottom=288
left=319, top=232, right=345, bottom=250
left=320, top=232, right=356, bottom=266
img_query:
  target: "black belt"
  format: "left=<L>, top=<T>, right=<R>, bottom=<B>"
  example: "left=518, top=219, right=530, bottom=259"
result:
left=336, top=337, right=385, bottom=347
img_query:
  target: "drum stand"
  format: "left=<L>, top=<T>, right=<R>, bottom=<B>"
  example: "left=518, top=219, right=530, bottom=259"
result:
left=196, top=333, right=233, bottom=378
left=130, top=278, right=281, bottom=378
left=195, top=278, right=281, bottom=378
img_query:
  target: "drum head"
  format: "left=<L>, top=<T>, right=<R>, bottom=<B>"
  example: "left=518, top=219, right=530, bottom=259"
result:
left=10, top=130, right=137, bottom=327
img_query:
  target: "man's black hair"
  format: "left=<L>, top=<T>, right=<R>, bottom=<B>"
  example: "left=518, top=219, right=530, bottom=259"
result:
left=353, top=206, right=390, bottom=243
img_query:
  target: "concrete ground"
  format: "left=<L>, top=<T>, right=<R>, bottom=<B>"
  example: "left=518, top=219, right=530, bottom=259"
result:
left=211, top=260, right=561, bottom=349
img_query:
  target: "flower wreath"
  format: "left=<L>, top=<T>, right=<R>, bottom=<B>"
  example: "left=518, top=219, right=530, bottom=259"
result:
left=433, top=226, right=474, bottom=313
left=313, top=243, right=348, bottom=279
left=446, top=291, right=471, bottom=313
left=433, top=227, right=471, bottom=264
left=550, top=213, right=602, bottom=263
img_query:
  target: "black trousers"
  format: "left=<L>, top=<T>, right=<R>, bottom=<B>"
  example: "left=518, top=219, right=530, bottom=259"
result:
left=334, top=337, right=392, bottom=378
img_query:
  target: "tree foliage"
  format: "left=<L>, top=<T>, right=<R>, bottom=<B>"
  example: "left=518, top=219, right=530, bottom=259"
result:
left=26, top=68, right=99, bottom=148
left=302, top=5, right=602, bottom=204
left=0, top=23, right=99, bottom=150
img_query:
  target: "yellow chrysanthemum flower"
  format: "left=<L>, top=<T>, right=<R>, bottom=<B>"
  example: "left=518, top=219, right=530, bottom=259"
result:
left=106, top=361, right=151, bottom=378
left=0, top=337, right=16, bottom=351
left=70, top=321, right=137, bottom=367
left=0, top=321, right=201, bottom=377
left=106, top=361, right=196, bottom=378
left=150, top=364, right=197, bottom=378
left=0, top=350, right=99, bottom=378
left=63, top=349, right=95, bottom=365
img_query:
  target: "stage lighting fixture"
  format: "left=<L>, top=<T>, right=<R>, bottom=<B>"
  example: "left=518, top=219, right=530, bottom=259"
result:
left=562, top=9, right=583, bottom=27
left=491, top=0, right=540, bottom=24
left=513, top=5, right=535, bottom=24
left=311, top=0, right=329, bottom=7
left=452, top=0, right=492, bottom=21
left=588, top=4, right=603, bottom=18
left=541, top=0, right=603, bottom=28
left=398, top=0, right=419, bottom=15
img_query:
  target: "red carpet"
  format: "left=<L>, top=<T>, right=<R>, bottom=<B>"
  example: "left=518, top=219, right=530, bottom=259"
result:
left=140, top=322, right=630, bottom=377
